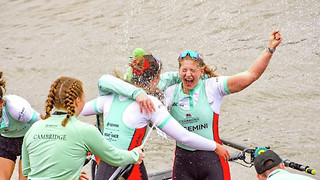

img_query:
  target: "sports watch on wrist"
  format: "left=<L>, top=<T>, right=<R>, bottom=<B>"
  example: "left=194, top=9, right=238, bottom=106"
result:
left=266, top=47, right=275, bottom=53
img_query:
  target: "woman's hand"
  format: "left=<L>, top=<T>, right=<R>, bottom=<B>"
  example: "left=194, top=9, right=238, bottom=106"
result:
left=268, top=30, right=282, bottom=50
left=135, top=93, right=155, bottom=114
left=214, top=143, right=230, bottom=162
left=132, top=146, right=146, bottom=164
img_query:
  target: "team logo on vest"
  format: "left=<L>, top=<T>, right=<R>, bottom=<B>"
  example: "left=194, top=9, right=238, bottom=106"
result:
left=172, top=102, right=185, bottom=107
left=179, top=113, right=200, bottom=124
left=106, top=122, right=119, bottom=128
left=172, top=102, right=178, bottom=107
left=18, top=107, right=26, bottom=120
left=185, top=123, right=208, bottom=132
left=46, top=124, right=58, bottom=128
left=33, top=133, right=67, bottom=140
left=104, top=132, right=119, bottom=141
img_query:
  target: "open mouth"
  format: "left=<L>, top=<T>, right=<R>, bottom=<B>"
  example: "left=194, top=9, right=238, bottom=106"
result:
left=184, top=79, right=193, bottom=87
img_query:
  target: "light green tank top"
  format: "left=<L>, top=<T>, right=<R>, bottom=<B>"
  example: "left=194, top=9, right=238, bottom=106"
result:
left=103, top=94, right=146, bottom=150
left=170, top=80, right=215, bottom=151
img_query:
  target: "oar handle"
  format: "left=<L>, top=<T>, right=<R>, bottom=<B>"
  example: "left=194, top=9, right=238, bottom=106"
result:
left=283, top=159, right=316, bottom=175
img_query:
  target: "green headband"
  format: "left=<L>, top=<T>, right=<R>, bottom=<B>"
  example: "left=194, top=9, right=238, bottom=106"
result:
left=133, top=48, right=146, bottom=58
left=125, top=48, right=147, bottom=82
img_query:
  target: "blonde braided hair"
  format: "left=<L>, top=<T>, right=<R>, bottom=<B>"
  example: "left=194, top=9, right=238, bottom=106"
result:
left=42, top=77, right=83, bottom=127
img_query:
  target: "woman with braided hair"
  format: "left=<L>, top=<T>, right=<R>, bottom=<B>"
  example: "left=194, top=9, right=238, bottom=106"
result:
left=21, top=76, right=144, bottom=180
left=0, top=72, right=41, bottom=180
left=81, top=54, right=229, bottom=180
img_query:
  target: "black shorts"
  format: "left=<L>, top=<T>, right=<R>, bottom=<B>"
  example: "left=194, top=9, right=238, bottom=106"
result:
left=0, top=134, right=24, bottom=162
left=95, top=160, right=148, bottom=180
left=172, top=146, right=230, bottom=180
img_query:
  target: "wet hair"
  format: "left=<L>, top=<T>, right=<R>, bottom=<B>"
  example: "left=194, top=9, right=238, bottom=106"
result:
left=130, top=55, right=162, bottom=87
left=42, top=77, right=84, bottom=126
left=178, top=53, right=218, bottom=78
left=0, top=72, right=6, bottom=101
left=115, top=54, right=165, bottom=102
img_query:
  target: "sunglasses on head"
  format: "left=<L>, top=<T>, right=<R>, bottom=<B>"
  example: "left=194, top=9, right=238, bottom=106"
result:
left=153, top=56, right=161, bottom=73
left=178, top=50, right=200, bottom=59
left=153, top=56, right=160, bottom=64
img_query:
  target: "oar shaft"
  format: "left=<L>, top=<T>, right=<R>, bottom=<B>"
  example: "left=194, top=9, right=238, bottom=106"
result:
left=220, top=139, right=316, bottom=175
left=221, top=138, right=250, bottom=151
left=283, top=159, right=316, bottom=175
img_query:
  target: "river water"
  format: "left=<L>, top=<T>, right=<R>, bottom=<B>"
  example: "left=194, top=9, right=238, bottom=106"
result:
left=1, top=0, right=319, bottom=179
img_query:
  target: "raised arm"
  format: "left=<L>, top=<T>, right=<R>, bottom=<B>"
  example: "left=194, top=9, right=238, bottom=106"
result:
left=227, top=30, right=282, bottom=93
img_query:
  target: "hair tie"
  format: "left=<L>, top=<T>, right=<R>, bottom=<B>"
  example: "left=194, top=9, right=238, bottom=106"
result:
left=130, top=59, right=150, bottom=75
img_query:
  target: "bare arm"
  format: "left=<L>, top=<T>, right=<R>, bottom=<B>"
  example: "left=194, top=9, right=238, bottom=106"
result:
left=227, top=30, right=282, bottom=93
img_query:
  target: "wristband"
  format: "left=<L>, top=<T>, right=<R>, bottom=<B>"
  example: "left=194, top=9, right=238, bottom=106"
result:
left=266, top=47, right=275, bottom=53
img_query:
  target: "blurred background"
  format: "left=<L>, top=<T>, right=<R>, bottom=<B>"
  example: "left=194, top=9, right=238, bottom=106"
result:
left=1, top=0, right=319, bottom=179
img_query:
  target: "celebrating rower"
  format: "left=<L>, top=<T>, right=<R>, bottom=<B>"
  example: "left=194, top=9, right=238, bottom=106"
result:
left=97, top=30, right=282, bottom=180
left=81, top=54, right=229, bottom=180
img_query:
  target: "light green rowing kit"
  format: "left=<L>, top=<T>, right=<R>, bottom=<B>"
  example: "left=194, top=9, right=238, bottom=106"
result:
left=0, top=95, right=40, bottom=138
left=22, top=112, right=139, bottom=180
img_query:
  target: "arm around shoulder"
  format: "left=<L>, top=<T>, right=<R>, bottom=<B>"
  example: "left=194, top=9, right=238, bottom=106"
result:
left=98, top=74, right=145, bottom=99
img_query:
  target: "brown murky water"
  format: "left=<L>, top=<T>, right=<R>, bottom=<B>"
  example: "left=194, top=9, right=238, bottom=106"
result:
left=1, top=0, right=319, bottom=179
